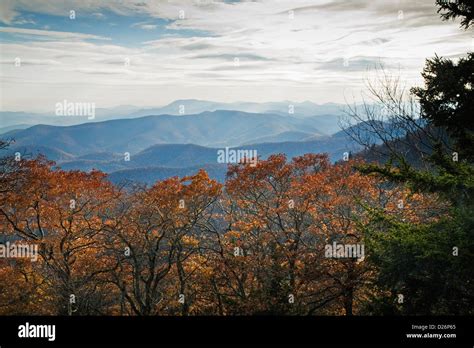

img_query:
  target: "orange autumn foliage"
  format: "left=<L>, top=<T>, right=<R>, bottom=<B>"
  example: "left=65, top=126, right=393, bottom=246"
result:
left=0, top=154, right=445, bottom=315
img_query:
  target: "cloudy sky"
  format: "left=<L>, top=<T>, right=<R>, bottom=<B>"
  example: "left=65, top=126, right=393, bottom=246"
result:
left=0, top=0, right=471, bottom=112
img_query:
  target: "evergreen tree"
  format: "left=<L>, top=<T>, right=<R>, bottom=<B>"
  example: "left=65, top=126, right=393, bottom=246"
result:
left=359, top=1, right=474, bottom=314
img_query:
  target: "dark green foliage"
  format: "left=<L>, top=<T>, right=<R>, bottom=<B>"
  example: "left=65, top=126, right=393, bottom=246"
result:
left=411, top=53, right=474, bottom=161
left=359, top=1, right=474, bottom=315
left=436, top=0, right=473, bottom=29
left=361, top=207, right=474, bottom=315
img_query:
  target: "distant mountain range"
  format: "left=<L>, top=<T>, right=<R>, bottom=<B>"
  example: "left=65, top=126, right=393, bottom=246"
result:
left=4, top=131, right=366, bottom=185
left=0, top=103, right=376, bottom=185
left=0, top=99, right=346, bottom=134
left=2, top=110, right=342, bottom=154
left=107, top=163, right=229, bottom=185
left=125, top=99, right=344, bottom=119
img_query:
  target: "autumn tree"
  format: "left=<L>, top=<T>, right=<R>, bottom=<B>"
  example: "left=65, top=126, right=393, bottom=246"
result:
left=104, top=170, right=221, bottom=315
left=204, top=154, right=414, bottom=315
left=0, top=156, right=119, bottom=314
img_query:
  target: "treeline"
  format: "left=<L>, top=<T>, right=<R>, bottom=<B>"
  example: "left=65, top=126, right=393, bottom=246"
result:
left=0, top=151, right=450, bottom=315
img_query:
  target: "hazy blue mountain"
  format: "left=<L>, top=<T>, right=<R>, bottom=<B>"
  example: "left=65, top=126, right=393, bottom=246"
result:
left=302, top=114, right=345, bottom=135
left=1, top=117, right=376, bottom=183
left=7, top=145, right=75, bottom=162
left=58, top=144, right=217, bottom=172
left=107, top=163, right=228, bottom=185
left=248, top=134, right=361, bottom=161
left=52, top=131, right=360, bottom=173
left=103, top=135, right=361, bottom=184
left=131, top=144, right=217, bottom=167
left=241, top=131, right=317, bottom=145
left=94, top=105, right=142, bottom=118
left=57, top=159, right=126, bottom=172
left=0, top=109, right=385, bottom=185
left=4, top=133, right=361, bottom=176
left=0, top=112, right=131, bottom=128
left=104, top=133, right=363, bottom=185
left=1, top=100, right=346, bottom=134
left=0, top=106, right=140, bottom=128
left=126, top=100, right=224, bottom=118
left=0, top=111, right=95, bottom=128
left=232, top=101, right=344, bottom=118
left=4, top=110, right=332, bottom=155
left=128, top=99, right=345, bottom=119
left=75, top=151, right=123, bottom=161
left=0, top=124, right=31, bottom=134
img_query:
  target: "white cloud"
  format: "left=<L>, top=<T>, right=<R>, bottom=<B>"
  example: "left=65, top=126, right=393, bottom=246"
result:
left=0, top=0, right=19, bottom=24
left=13, top=18, right=36, bottom=25
left=0, top=0, right=471, bottom=111
left=91, top=12, right=106, bottom=19
left=132, top=22, right=158, bottom=30
left=0, top=27, right=110, bottom=41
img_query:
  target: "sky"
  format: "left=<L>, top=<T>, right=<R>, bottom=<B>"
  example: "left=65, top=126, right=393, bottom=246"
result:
left=0, top=0, right=472, bottom=112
